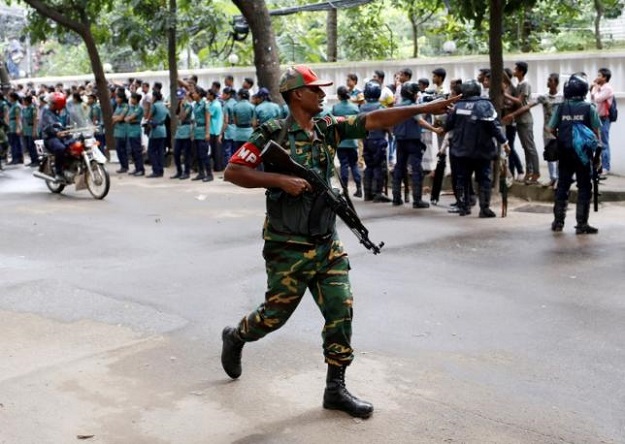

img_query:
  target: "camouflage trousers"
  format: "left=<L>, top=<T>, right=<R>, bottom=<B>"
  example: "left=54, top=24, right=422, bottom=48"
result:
left=237, top=238, right=354, bottom=366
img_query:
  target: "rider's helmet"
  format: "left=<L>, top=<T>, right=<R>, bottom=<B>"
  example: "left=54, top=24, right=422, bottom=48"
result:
left=563, top=72, right=589, bottom=100
left=363, top=81, right=382, bottom=101
left=49, top=92, right=67, bottom=111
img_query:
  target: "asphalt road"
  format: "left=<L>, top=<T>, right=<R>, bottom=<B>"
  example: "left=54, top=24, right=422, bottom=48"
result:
left=1, top=164, right=624, bottom=444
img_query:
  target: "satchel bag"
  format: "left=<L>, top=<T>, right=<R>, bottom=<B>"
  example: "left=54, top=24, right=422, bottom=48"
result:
left=543, top=138, right=558, bottom=162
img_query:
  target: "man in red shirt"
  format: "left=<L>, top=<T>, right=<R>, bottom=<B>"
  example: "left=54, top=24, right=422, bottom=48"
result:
left=590, top=68, right=614, bottom=176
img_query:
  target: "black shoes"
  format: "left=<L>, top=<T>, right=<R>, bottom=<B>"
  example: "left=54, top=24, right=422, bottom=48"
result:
left=179, top=173, right=190, bottom=180
left=116, top=168, right=128, bottom=174
left=323, top=364, right=373, bottom=419
left=575, top=224, right=598, bottom=235
left=191, top=174, right=205, bottom=181
left=392, top=197, right=403, bottom=206
left=170, top=172, right=182, bottom=179
left=221, top=326, right=245, bottom=379
left=146, top=173, right=163, bottom=178
left=413, top=200, right=430, bottom=209
left=479, top=208, right=496, bottom=218
left=203, top=175, right=214, bottom=182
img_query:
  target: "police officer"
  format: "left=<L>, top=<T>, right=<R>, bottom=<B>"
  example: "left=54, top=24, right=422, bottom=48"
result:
left=125, top=92, right=145, bottom=176
left=360, top=81, right=391, bottom=202
left=444, top=80, right=508, bottom=217
left=190, top=88, right=213, bottom=182
left=253, top=87, right=281, bottom=126
left=392, top=82, right=443, bottom=208
left=171, top=90, right=193, bottom=179
left=332, top=86, right=362, bottom=197
left=232, top=88, right=255, bottom=152
left=7, top=92, right=23, bottom=165
left=21, top=95, right=39, bottom=167
left=220, top=65, right=458, bottom=419
left=146, top=91, right=168, bottom=178
left=111, top=91, right=129, bottom=174
left=548, top=73, right=602, bottom=234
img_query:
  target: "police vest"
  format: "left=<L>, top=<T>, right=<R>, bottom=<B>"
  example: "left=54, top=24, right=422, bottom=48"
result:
left=393, top=104, right=421, bottom=140
left=556, top=101, right=592, bottom=150
left=360, top=102, right=385, bottom=139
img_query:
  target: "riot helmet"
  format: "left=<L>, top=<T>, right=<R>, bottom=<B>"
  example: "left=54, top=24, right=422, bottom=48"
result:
left=563, top=72, right=589, bottom=100
left=363, top=81, right=381, bottom=101
left=460, top=80, right=481, bottom=98
left=400, top=82, right=419, bottom=101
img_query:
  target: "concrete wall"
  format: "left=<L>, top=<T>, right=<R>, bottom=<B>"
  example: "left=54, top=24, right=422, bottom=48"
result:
left=21, top=50, right=625, bottom=174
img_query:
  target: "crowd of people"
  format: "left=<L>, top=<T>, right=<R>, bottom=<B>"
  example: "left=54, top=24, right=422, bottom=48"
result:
left=0, top=63, right=615, bottom=222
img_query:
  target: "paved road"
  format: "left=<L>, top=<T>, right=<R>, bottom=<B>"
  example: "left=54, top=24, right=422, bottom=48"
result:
left=1, top=164, right=624, bottom=444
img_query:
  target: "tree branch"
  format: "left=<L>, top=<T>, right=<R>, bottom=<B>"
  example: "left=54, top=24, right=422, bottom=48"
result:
left=22, top=0, right=87, bottom=36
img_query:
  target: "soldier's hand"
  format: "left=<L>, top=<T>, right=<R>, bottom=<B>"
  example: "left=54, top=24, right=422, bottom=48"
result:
left=282, top=176, right=312, bottom=196
left=422, top=95, right=460, bottom=115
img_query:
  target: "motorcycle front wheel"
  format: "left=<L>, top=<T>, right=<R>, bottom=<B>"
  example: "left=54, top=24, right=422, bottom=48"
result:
left=86, top=162, right=110, bottom=199
left=43, top=157, right=65, bottom=194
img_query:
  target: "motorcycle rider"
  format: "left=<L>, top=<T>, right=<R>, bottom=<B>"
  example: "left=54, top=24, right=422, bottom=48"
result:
left=39, top=92, right=71, bottom=181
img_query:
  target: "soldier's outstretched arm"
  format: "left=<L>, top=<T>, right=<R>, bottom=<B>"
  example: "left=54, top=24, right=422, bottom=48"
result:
left=364, top=95, right=459, bottom=130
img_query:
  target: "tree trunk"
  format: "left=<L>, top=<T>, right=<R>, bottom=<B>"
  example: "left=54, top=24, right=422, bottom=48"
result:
left=327, top=8, right=337, bottom=62
left=232, top=0, right=283, bottom=105
left=594, top=0, right=604, bottom=50
left=168, top=0, right=179, bottom=147
left=411, top=17, right=419, bottom=58
left=82, top=30, right=114, bottom=154
left=489, top=0, right=504, bottom=194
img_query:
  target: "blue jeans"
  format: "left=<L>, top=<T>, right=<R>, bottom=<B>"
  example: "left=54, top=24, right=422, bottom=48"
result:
left=337, top=148, right=361, bottom=186
left=8, top=132, right=22, bottom=163
left=148, top=137, right=165, bottom=175
left=599, top=118, right=611, bottom=172
left=23, top=135, right=38, bottom=164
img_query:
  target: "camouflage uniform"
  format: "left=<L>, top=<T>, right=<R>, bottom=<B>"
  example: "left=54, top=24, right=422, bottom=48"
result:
left=230, top=114, right=367, bottom=366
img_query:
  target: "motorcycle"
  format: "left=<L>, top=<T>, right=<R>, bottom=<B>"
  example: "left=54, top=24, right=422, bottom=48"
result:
left=33, top=127, right=110, bottom=199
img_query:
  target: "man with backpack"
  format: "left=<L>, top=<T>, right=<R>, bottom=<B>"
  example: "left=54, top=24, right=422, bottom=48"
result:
left=590, top=68, right=615, bottom=177
left=549, top=73, right=602, bottom=235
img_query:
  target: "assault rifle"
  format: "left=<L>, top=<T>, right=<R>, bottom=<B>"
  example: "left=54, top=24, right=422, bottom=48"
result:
left=261, top=140, right=384, bottom=254
left=593, top=146, right=603, bottom=212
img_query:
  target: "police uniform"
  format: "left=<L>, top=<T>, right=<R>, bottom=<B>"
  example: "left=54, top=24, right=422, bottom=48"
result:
left=21, top=102, right=38, bottom=166
left=147, top=99, right=168, bottom=177
left=191, top=97, right=213, bottom=181
left=445, top=92, right=507, bottom=217
left=331, top=98, right=361, bottom=195
left=222, top=95, right=238, bottom=163
left=360, top=101, right=388, bottom=201
left=392, top=98, right=428, bottom=207
left=548, top=98, right=601, bottom=233
left=0, top=97, right=9, bottom=164
left=172, top=100, right=193, bottom=178
left=232, top=97, right=255, bottom=151
left=113, top=101, right=129, bottom=171
left=89, top=101, right=106, bottom=154
left=126, top=102, right=144, bottom=175
left=8, top=100, right=23, bottom=164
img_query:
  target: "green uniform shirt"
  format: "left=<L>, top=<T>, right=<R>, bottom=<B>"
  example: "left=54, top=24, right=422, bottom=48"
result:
left=223, top=97, right=237, bottom=140
left=21, top=104, right=36, bottom=137
left=192, top=99, right=209, bottom=140
left=149, top=101, right=168, bottom=139
left=89, top=103, right=103, bottom=133
left=255, top=101, right=281, bottom=126
left=113, top=103, right=129, bottom=138
left=8, top=103, right=20, bottom=134
left=126, top=104, right=144, bottom=138
left=233, top=99, right=255, bottom=142
left=174, top=102, right=193, bottom=139
left=331, top=100, right=360, bottom=148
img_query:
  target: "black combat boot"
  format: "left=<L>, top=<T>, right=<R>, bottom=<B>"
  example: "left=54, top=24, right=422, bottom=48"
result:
left=353, top=181, right=363, bottom=198
left=323, top=364, right=374, bottom=419
left=575, top=201, right=598, bottom=234
left=221, top=326, right=245, bottom=379
left=551, top=200, right=567, bottom=232
left=455, top=187, right=470, bottom=216
left=412, top=179, right=429, bottom=209
left=478, top=189, right=496, bottom=218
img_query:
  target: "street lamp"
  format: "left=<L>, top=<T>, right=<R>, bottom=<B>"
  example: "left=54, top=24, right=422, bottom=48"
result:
left=443, top=40, right=457, bottom=55
left=228, top=53, right=239, bottom=66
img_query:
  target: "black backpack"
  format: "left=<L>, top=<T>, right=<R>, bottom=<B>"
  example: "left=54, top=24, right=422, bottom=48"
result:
left=609, top=97, right=618, bottom=122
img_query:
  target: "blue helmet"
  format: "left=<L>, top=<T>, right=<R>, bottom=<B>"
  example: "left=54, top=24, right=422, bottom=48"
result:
left=400, top=82, right=419, bottom=101
left=461, top=80, right=481, bottom=98
left=564, top=73, right=589, bottom=100
left=363, top=81, right=381, bottom=101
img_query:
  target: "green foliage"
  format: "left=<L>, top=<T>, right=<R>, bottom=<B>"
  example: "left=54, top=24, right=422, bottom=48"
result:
left=338, top=2, right=396, bottom=60
left=36, top=40, right=92, bottom=75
